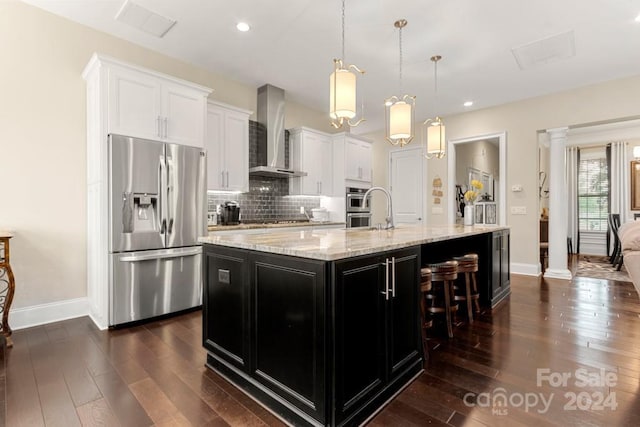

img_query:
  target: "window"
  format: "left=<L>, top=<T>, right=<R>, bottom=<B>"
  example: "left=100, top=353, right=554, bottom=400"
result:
left=578, top=153, right=608, bottom=232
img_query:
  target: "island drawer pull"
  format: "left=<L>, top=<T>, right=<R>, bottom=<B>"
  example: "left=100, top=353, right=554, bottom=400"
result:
left=391, top=256, right=396, bottom=297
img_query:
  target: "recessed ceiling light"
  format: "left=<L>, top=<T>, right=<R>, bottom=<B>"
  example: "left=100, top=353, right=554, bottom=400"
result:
left=464, top=101, right=473, bottom=107
left=236, top=22, right=251, bottom=32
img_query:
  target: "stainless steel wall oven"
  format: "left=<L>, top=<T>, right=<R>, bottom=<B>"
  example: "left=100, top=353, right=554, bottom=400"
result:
left=346, top=187, right=371, bottom=228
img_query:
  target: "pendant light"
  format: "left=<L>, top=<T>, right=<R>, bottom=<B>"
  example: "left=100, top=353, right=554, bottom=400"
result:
left=385, top=19, right=415, bottom=146
left=423, top=55, right=446, bottom=159
left=330, top=0, right=365, bottom=129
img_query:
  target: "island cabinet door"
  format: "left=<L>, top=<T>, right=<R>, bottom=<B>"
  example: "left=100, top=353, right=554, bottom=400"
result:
left=333, top=254, right=388, bottom=426
left=387, top=248, right=422, bottom=379
left=490, top=230, right=511, bottom=306
left=203, top=246, right=250, bottom=372
left=249, top=252, right=328, bottom=424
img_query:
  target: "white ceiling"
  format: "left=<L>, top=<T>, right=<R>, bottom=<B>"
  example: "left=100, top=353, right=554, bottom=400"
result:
left=22, top=0, right=640, bottom=134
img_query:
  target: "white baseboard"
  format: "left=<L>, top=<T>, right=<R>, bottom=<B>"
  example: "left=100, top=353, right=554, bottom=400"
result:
left=10, top=297, right=89, bottom=330
left=511, top=262, right=540, bottom=276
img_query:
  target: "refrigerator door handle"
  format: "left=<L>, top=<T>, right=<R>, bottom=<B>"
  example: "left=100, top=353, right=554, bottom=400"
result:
left=159, top=155, right=167, bottom=239
left=168, top=218, right=174, bottom=234
left=119, top=247, right=202, bottom=262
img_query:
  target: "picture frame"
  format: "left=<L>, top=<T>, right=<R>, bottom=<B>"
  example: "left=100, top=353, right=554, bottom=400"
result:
left=485, top=203, right=497, bottom=224
left=475, top=204, right=484, bottom=224
left=632, top=161, right=640, bottom=210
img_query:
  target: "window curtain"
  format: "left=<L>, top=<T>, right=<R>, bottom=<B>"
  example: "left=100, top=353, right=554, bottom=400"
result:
left=610, top=141, right=629, bottom=223
left=566, top=146, right=579, bottom=253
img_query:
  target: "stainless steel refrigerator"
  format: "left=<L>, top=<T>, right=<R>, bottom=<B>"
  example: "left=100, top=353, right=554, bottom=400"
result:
left=108, top=134, right=206, bottom=326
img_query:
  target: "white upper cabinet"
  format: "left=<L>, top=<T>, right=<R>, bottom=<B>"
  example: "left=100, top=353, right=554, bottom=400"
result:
left=332, top=133, right=373, bottom=193
left=345, top=137, right=372, bottom=182
left=289, top=127, right=333, bottom=196
left=206, top=101, right=251, bottom=192
left=93, top=55, right=211, bottom=147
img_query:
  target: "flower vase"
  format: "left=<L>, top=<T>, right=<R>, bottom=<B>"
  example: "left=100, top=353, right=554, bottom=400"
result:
left=464, top=204, right=474, bottom=226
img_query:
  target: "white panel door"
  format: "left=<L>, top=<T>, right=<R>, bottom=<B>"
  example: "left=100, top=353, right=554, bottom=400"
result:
left=390, top=148, right=424, bottom=224
left=108, top=67, right=161, bottom=140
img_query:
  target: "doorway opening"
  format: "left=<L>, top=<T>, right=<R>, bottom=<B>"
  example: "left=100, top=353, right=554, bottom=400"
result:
left=447, top=132, right=507, bottom=226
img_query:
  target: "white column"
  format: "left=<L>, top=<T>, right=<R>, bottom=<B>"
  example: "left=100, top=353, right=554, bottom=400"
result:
left=544, top=127, right=572, bottom=280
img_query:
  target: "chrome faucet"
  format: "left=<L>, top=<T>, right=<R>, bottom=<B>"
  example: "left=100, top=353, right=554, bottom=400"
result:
left=363, top=186, right=394, bottom=230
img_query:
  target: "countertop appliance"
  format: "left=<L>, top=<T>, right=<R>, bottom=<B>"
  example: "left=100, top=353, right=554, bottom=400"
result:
left=221, top=201, right=240, bottom=225
left=311, top=207, right=329, bottom=222
left=108, top=134, right=206, bottom=326
left=346, top=187, right=371, bottom=228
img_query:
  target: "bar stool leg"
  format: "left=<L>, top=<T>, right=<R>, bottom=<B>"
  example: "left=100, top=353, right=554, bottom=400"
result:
left=443, top=280, right=454, bottom=339
left=471, top=271, right=481, bottom=313
left=464, top=272, right=474, bottom=322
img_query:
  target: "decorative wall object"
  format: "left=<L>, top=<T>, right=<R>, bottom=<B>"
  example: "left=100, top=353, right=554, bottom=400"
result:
left=432, top=175, right=443, bottom=205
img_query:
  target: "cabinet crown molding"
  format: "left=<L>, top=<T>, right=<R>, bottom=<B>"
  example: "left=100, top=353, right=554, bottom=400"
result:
left=82, top=52, right=213, bottom=95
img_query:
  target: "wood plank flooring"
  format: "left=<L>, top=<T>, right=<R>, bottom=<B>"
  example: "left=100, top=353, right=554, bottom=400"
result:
left=6, top=270, right=640, bottom=426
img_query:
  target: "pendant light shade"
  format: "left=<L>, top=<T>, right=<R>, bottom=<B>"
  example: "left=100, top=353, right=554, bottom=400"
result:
left=330, top=64, right=357, bottom=120
left=385, top=19, right=415, bottom=147
left=423, top=55, right=446, bottom=159
left=330, top=0, right=365, bottom=129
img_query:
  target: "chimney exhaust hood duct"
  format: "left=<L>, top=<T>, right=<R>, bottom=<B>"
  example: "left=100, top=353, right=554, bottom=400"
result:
left=249, top=84, right=307, bottom=178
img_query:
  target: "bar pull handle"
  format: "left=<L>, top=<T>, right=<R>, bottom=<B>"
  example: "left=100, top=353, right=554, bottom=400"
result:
left=157, top=116, right=161, bottom=137
left=381, top=259, right=389, bottom=300
left=163, top=117, right=168, bottom=139
left=161, top=219, right=166, bottom=234
left=391, top=256, right=396, bottom=297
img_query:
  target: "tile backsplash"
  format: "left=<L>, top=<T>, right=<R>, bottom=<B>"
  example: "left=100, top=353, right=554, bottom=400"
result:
left=207, top=120, right=321, bottom=223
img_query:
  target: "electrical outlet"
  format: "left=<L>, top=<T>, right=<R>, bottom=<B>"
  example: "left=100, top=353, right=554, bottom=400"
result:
left=511, top=206, right=527, bottom=215
left=299, top=206, right=305, bottom=214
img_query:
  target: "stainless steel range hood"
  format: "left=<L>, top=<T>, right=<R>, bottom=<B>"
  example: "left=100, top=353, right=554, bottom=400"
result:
left=249, top=84, right=307, bottom=178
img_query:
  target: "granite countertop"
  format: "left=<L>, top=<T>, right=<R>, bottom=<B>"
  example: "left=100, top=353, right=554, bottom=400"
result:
left=199, top=224, right=508, bottom=261
left=208, top=221, right=344, bottom=232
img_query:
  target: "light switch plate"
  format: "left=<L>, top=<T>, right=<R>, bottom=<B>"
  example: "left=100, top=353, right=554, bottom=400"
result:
left=511, top=206, right=527, bottom=215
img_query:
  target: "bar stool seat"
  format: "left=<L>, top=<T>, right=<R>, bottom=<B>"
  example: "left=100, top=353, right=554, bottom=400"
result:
left=424, top=260, right=458, bottom=338
left=452, top=253, right=481, bottom=322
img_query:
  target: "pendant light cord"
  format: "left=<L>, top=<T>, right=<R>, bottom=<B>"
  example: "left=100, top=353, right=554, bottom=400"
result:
left=341, top=0, right=345, bottom=61
left=399, top=26, right=403, bottom=94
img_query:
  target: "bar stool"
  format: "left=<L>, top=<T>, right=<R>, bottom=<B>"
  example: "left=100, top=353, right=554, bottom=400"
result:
left=424, top=260, right=458, bottom=339
left=452, top=254, right=481, bottom=322
left=419, top=268, right=433, bottom=358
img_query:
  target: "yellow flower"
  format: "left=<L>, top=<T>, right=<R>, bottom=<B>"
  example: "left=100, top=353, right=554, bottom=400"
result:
left=470, top=179, right=484, bottom=190
left=464, top=190, right=477, bottom=202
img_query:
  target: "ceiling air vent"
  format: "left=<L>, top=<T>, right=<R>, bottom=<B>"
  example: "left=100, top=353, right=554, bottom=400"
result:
left=511, top=30, right=575, bottom=70
left=115, top=0, right=177, bottom=38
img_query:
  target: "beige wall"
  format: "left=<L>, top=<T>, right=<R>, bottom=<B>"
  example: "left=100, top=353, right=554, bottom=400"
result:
left=367, top=74, right=640, bottom=270
left=0, top=1, right=331, bottom=311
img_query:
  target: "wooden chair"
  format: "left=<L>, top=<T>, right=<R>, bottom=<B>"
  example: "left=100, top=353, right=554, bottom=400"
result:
left=419, top=268, right=433, bottom=359
left=452, top=254, right=481, bottom=322
left=423, top=261, right=458, bottom=338
left=540, top=219, right=549, bottom=272
left=608, top=214, right=623, bottom=270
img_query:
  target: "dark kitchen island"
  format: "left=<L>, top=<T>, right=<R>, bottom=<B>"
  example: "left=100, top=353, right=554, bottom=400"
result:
left=199, top=224, right=510, bottom=426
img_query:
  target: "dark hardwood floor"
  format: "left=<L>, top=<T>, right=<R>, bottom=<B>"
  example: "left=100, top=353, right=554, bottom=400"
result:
left=7, top=268, right=640, bottom=426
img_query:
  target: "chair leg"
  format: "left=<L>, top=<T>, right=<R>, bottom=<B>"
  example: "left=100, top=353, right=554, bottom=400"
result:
left=464, top=273, right=473, bottom=322
left=443, top=280, right=453, bottom=339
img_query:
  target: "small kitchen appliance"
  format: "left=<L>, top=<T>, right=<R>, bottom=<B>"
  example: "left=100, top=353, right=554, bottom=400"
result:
left=221, top=201, right=240, bottom=225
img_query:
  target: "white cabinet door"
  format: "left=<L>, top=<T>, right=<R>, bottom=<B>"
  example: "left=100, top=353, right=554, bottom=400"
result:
left=205, top=102, right=249, bottom=192
left=206, top=106, right=225, bottom=190
left=163, top=82, right=206, bottom=147
left=108, top=67, right=162, bottom=140
left=223, top=110, right=249, bottom=192
left=289, top=128, right=332, bottom=196
left=345, top=138, right=372, bottom=182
